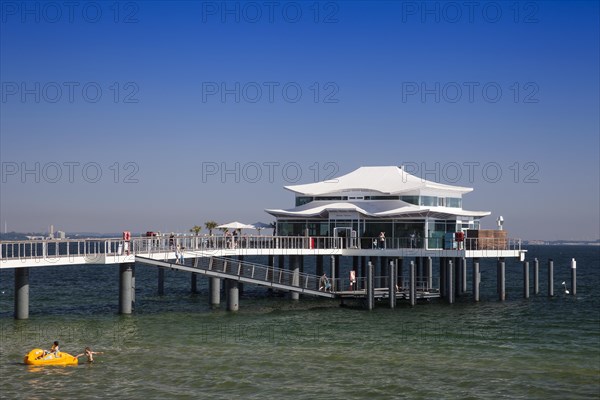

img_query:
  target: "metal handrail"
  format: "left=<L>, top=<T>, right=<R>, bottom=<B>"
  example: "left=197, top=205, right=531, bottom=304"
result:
left=1, top=234, right=521, bottom=261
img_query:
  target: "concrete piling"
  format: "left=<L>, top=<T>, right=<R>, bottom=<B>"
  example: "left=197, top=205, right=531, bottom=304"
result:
left=534, top=258, right=539, bottom=294
left=571, top=258, right=577, bottom=296
left=498, top=258, right=506, bottom=301
left=389, top=260, right=396, bottom=309
left=366, top=261, right=374, bottom=310
left=473, top=258, right=480, bottom=302
left=119, top=263, right=134, bottom=314
left=409, top=260, right=416, bottom=306
left=548, top=259, right=554, bottom=297
left=157, top=267, right=164, bottom=295
left=447, top=259, right=454, bottom=304
left=14, top=267, right=29, bottom=320
left=523, top=261, right=529, bottom=299
left=426, top=257, right=433, bottom=290
left=209, top=277, right=220, bottom=306
left=226, top=280, right=239, bottom=311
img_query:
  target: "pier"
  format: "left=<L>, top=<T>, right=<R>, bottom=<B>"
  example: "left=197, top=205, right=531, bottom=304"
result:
left=0, top=233, right=534, bottom=319
left=0, top=166, right=578, bottom=319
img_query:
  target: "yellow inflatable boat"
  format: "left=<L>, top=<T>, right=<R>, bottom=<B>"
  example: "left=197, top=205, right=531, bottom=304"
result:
left=24, top=348, right=78, bottom=366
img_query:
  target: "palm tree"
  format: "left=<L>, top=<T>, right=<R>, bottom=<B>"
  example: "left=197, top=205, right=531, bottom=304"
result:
left=204, top=221, right=218, bottom=236
left=190, top=225, right=202, bottom=235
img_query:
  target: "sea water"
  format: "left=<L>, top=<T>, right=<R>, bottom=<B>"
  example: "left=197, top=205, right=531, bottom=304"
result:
left=0, top=245, right=598, bottom=399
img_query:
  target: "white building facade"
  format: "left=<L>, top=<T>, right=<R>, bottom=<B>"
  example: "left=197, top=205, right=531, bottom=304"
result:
left=266, top=166, right=490, bottom=249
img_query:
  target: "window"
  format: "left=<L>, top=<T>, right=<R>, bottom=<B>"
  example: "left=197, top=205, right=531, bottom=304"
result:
left=400, top=196, right=419, bottom=205
left=420, top=196, right=437, bottom=206
left=446, top=198, right=462, bottom=208
left=296, top=197, right=313, bottom=206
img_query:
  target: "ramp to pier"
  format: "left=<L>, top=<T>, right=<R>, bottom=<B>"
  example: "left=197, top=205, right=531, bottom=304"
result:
left=135, top=255, right=336, bottom=299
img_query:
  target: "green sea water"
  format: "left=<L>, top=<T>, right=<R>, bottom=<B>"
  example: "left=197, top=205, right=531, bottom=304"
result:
left=0, top=246, right=598, bottom=399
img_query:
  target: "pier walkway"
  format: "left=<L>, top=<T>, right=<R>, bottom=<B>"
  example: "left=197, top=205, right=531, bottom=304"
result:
left=0, top=234, right=524, bottom=269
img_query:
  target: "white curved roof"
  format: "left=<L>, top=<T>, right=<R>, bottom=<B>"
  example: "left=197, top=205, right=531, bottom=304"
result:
left=285, top=166, right=472, bottom=196
left=266, top=200, right=490, bottom=219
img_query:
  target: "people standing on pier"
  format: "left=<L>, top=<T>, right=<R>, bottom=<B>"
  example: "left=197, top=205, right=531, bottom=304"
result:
left=379, top=232, right=386, bottom=249
left=319, top=274, right=331, bottom=292
left=175, top=244, right=181, bottom=264
left=169, top=233, right=175, bottom=250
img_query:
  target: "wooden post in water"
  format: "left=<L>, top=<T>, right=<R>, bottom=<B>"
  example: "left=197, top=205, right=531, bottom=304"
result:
left=157, top=267, right=165, bottom=295
left=523, top=261, right=529, bottom=299
left=389, top=260, right=396, bottom=309
left=534, top=258, right=539, bottom=294
left=14, top=267, right=29, bottom=320
left=473, top=258, right=480, bottom=302
left=498, top=258, right=506, bottom=301
left=548, top=259, right=554, bottom=297
left=366, top=261, right=374, bottom=310
left=571, top=258, right=577, bottom=296
left=409, top=260, right=416, bottom=306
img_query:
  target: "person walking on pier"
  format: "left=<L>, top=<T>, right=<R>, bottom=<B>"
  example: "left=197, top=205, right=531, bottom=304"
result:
left=379, top=232, right=386, bottom=249
left=319, top=274, right=331, bottom=292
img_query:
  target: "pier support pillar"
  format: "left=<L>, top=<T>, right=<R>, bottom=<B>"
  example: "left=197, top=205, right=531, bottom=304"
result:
left=209, top=277, right=221, bottom=306
left=523, top=261, right=530, bottom=299
left=455, top=257, right=461, bottom=297
left=366, top=261, right=374, bottom=310
left=290, top=255, right=300, bottom=300
left=440, top=258, right=446, bottom=298
left=548, top=259, right=554, bottom=297
left=461, top=258, right=467, bottom=294
left=14, top=267, right=29, bottom=320
left=157, top=267, right=165, bottom=296
left=571, top=258, right=577, bottom=296
left=409, top=260, right=416, bottom=307
left=473, top=258, right=480, bottom=302
left=397, top=258, right=404, bottom=289
left=119, top=263, right=134, bottom=315
left=330, top=256, right=337, bottom=292
left=447, top=259, right=454, bottom=304
left=191, top=273, right=198, bottom=294
left=268, top=255, right=275, bottom=282
left=534, top=258, right=539, bottom=294
left=226, top=280, right=239, bottom=311
left=425, top=257, right=433, bottom=290
left=316, top=255, right=323, bottom=278
left=389, top=260, right=396, bottom=309
left=498, top=258, right=506, bottom=301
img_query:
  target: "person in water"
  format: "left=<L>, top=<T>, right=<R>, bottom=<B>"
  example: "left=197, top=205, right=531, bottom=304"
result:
left=75, top=347, right=103, bottom=362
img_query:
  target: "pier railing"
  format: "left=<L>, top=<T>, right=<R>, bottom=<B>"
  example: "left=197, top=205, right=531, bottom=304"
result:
left=1, top=234, right=521, bottom=263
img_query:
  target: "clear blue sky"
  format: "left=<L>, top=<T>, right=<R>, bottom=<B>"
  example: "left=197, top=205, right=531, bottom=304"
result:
left=1, top=1, right=598, bottom=240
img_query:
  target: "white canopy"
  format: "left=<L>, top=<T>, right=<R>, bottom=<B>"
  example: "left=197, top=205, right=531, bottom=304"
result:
left=216, top=221, right=255, bottom=230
